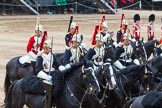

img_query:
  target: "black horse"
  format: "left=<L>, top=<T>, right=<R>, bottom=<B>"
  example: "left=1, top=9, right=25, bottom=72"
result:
left=4, top=62, right=100, bottom=108
left=4, top=53, right=64, bottom=96
left=145, top=56, right=162, bottom=90
left=144, top=39, right=159, bottom=59
left=125, top=91, right=162, bottom=108
left=81, top=61, right=114, bottom=108
left=105, top=64, right=146, bottom=108
left=131, top=40, right=147, bottom=64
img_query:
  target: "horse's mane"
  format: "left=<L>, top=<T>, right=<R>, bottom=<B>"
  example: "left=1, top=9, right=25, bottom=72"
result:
left=144, top=40, right=156, bottom=47
left=148, top=56, right=162, bottom=68
left=120, top=65, right=144, bottom=76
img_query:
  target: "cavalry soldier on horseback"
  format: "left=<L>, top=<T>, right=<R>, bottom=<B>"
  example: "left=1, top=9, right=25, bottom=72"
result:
left=63, top=34, right=85, bottom=69
left=87, top=33, right=117, bottom=87
left=36, top=40, right=65, bottom=81
left=100, top=21, right=117, bottom=48
left=87, top=34, right=105, bottom=68
left=65, top=22, right=76, bottom=48
left=117, top=14, right=135, bottom=44
left=19, top=17, right=47, bottom=68
left=117, top=14, right=130, bottom=43
left=114, top=33, right=140, bottom=69
left=147, top=14, right=155, bottom=41
left=65, top=21, right=86, bottom=50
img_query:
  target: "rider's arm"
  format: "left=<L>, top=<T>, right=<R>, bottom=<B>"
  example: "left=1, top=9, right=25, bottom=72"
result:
left=86, top=48, right=96, bottom=61
left=114, top=45, right=124, bottom=60
left=52, top=54, right=61, bottom=70
left=63, top=49, right=72, bottom=66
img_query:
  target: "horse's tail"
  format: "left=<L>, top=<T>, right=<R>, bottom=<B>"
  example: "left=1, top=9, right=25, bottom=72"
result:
left=4, top=80, right=17, bottom=108
left=124, top=97, right=137, bottom=108
left=4, top=71, right=11, bottom=96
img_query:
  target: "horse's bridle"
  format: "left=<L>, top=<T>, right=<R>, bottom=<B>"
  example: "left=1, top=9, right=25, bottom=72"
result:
left=90, top=62, right=112, bottom=104
left=82, top=65, right=100, bottom=93
left=66, top=81, right=88, bottom=108
left=65, top=65, right=101, bottom=108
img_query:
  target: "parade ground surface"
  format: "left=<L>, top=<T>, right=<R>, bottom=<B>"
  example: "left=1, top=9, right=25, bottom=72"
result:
left=0, top=9, right=162, bottom=107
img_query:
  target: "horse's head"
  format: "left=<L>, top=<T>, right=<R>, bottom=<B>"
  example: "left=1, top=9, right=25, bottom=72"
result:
left=82, top=61, right=100, bottom=94
left=133, top=40, right=147, bottom=63
left=102, top=62, right=112, bottom=81
left=104, top=42, right=115, bottom=61
left=154, top=39, right=160, bottom=46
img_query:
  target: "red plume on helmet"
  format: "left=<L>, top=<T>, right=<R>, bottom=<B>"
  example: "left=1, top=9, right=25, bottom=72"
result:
left=91, top=16, right=105, bottom=45
left=39, top=31, right=47, bottom=51
left=99, top=16, right=105, bottom=31
left=68, top=26, right=79, bottom=46
left=120, top=14, right=125, bottom=28
left=120, top=14, right=128, bottom=42
left=91, top=25, right=99, bottom=45
left=72, top=26, right=79, bottom=35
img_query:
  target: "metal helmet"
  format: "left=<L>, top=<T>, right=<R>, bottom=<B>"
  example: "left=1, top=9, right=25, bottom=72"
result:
left=123, top=33, right=131, bottom=41
left=44, top=40, right=52, bottom=49
left=70, top=22, right=77, bottom=29
left=95, top=34, right=104, bottom=42
left=122, top=19, right=128, bottom=25
left=102, top=21, right=108, bottom=28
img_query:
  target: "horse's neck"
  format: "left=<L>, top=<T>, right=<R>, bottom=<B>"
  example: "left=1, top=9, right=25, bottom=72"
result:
left=67, top=72, right=86, bottom=102
left=95, top=66, right=103, bottom=77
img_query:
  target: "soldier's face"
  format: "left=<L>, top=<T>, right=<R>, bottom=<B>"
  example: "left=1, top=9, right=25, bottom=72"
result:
left=103, top=27, right=107, bottom=32
left=150, top=21, right=154, bottom=24
left=123, top=39, right=130, bottom=45
left=43, top=46, right=51, bottom=54
left=96, top=41, right=103, bottom=47
left=136, top=21, right=140, bottom=24
left=70, top=28, right=75, bottom=33
left=35, top=30, right=42, bottom=37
